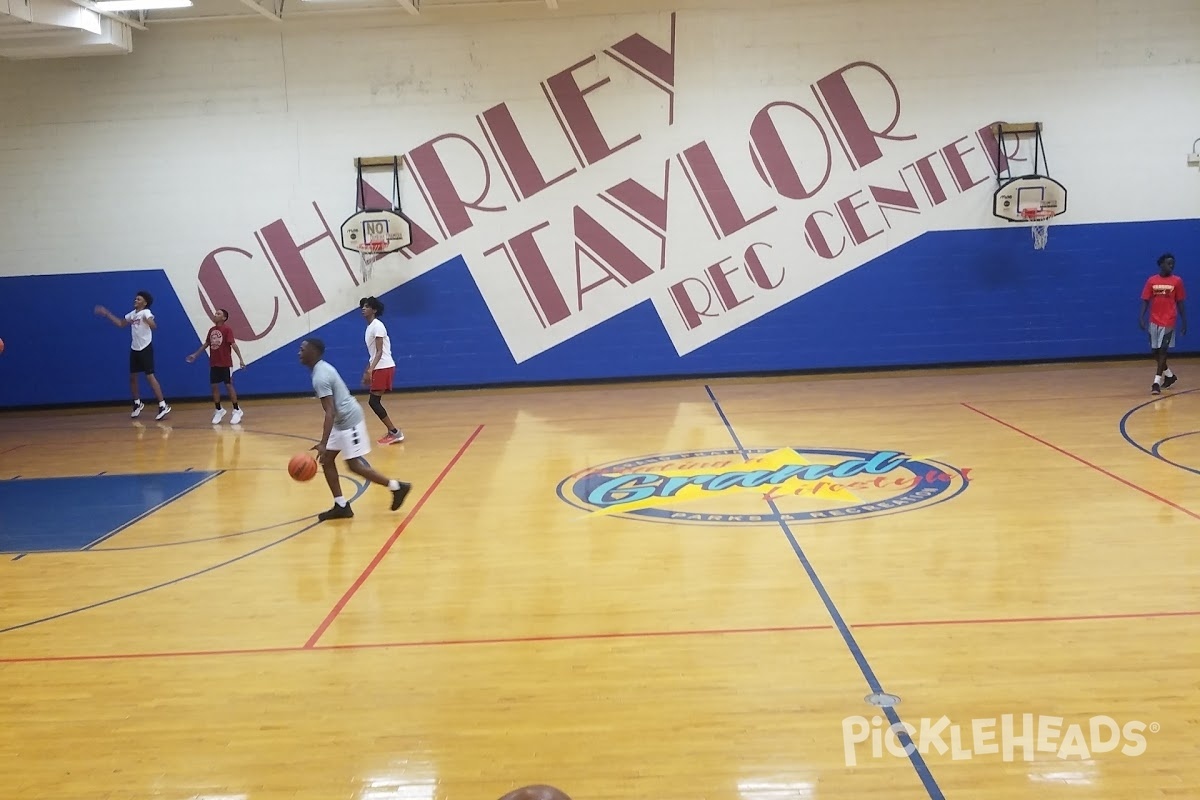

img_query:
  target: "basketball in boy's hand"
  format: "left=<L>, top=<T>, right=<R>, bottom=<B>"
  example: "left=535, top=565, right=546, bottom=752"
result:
left=288, top=452, right=318, bottom=482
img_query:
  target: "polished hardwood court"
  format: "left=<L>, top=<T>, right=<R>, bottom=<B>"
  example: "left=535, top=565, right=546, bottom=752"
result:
left=1, top=359, right=1199, bottom=800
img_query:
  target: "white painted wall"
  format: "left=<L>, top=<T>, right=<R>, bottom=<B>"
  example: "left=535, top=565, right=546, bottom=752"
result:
left=1, top=0, right=1197, bottom=366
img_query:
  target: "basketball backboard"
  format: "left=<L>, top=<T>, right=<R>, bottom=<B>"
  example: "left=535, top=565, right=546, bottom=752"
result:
left=340, top=208, right=412, bottom=253
left=992, top=175, right=1067, bottom=222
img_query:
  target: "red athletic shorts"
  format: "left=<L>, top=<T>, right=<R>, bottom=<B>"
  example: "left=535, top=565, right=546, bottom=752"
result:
left=369, top=366, right=395, bottom=392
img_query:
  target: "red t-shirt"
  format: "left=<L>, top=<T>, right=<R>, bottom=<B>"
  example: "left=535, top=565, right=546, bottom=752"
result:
left=1142, top=274, right=1186, bottom=327
left=206, top=324, right=235, bottom=368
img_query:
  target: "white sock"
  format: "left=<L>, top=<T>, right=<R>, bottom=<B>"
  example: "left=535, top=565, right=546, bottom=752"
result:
left=334, top=496, right=347, bottom=507
left=159, top=400, right=167, bottom=407
left=387, top=479, right=400, bottom=490
left=1165, top=368, right=1174, bottom=378
left=1154, top=375, right=1163, bottom=384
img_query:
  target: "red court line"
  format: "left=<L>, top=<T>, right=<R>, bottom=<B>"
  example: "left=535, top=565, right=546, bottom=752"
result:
left=961, top=402, right=1200, bottom=521
left=0, top=644, right=301, bottom=664
left=314, top=623, right=827, bottom=651
left=303, top=424, right=485, bottom=648
left=5, top=609, right=1199, bottom=665
left=0, top=624, right=827, bottom=665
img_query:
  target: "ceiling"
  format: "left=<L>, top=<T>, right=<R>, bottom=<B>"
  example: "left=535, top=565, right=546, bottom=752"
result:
left=0, top=0, right=718, bottom=60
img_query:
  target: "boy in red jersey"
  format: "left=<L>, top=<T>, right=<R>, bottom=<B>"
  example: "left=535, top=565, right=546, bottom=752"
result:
left=187, top=308, right=248, bottom=423
left=1139, top=253, right=1187, bottom=395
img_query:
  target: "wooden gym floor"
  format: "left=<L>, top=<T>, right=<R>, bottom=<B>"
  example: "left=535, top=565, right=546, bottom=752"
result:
left=1, top=359, right=1199, bottom=800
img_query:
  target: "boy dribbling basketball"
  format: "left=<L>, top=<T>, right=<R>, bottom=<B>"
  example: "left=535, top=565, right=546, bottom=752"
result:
left=298, top=337, right=411, bottom=521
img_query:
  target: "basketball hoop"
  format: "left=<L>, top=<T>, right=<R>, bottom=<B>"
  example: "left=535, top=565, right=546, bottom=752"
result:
left=1021, top=207, right=1052, bottom=250
left=992, top=167, right=1066, bottom=252
left=342, top=156, right=413, bottom=284
left=359, top=238, right=388, bottom=282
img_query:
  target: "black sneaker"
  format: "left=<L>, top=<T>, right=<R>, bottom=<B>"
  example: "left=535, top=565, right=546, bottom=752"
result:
left=1151, top=382, right=1162, bottom=395
left=318, top=502, right=354, bottom=521
left=1163, top=374, right=1178, bottom=389
left=390, top=482, right=412, bottom=511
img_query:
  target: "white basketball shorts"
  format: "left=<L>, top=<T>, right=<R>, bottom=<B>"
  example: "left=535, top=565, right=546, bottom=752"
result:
left=327, top=420, right=371, bottom=460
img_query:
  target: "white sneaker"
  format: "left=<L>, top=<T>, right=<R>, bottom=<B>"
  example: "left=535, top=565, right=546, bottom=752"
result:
left=230, top=409, right=243, bottom=424
left=131, top=400, right=145, bottom=418
left=212, top=408, right=227, bottom=424
left=155, top=404, right=171, bottom=420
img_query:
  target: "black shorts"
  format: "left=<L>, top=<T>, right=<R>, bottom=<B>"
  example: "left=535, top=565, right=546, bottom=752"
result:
left=209, top=367, right=232, bottom=384
left=129, top=345, right=155, bottom=375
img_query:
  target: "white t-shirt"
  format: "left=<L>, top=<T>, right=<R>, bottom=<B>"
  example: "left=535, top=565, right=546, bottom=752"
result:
left=125, top=309, right=154, bottom=351
left=364, top=318, right=395, bottom=370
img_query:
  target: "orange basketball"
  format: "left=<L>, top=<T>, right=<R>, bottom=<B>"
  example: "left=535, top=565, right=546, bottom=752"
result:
left=497, top=788, right=572, bottom=800
left=288, top=452, right=318, bottom=482
left=0, top=337, right=5, bottom=355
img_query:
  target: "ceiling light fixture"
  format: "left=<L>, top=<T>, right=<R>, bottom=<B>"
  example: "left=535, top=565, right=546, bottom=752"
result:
left=93, top=0, right=193, bottom=10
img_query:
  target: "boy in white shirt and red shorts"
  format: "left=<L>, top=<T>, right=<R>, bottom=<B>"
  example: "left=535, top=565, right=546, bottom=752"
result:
left=359, top=296, right=404, bottom=444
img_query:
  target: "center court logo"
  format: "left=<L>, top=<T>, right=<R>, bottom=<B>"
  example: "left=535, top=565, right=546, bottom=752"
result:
left=557, top=447, right=970, bottom=526
left=842, top=714, right=1158, bottom=765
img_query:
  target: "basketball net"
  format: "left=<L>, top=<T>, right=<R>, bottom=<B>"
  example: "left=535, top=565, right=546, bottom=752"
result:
left=359, top=238, right=387, bottom=282
left=1022, top=208, right=1051, bottom=250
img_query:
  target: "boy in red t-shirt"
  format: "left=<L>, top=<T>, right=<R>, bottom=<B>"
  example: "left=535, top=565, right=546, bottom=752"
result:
left=187, top=308, right=248, bottom=423
left=1139, top=253, right=1187, bottom=395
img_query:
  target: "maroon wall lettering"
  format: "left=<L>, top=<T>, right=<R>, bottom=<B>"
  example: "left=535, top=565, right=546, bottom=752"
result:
left=680, top=142, right=777, bottom=238
left=749, top=102, right=833, bottom=200
left=545, top=57, right=641, bottom=167
left=479, top=103, right=577, bottom=201
left=407, top=133, right=509, bottom=238
left=605, top=13, right=678, bottom=124
left=484, top=222, right=571, bottom=327
left=197, top=247, right=282, bottom=342
left=814, top=61, right=915, bottom=170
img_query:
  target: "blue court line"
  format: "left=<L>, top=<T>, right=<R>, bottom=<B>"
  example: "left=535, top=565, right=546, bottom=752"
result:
left=126, top=423, right=325, bottom=444
left=703, top=384, right=945, bottom=800
left=2, top=422, right=369, bottom=553
left=82, top=470, right=226, bottom=550
left=0, top=522, right=322, bottom=635
left=16, top=421, right=323, bottom=445
left=0, top=477, right=370, bottom=635
left=92, top=511, right=341, bottom=552
left=1152, top=431, right=1200, bottom=453
left=1118, top=387, right=1200, bottom=476
left=2, top=471, right=369, bottom=554
left=103, top=471, right=367, bottom=550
